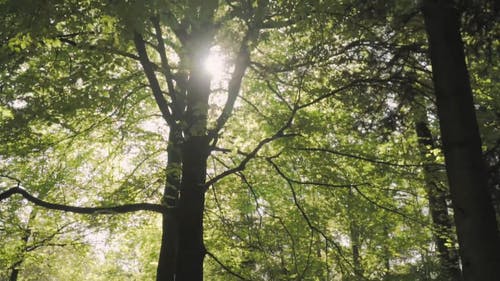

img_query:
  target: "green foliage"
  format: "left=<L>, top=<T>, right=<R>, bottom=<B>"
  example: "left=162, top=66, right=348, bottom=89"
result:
left=1, top=0, right=497, bottom=280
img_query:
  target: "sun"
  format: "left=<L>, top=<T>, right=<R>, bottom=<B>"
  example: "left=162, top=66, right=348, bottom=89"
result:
left=204, top=46, right=229, bottom=85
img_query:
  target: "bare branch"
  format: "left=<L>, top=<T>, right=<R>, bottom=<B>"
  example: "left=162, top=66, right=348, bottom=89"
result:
left=265, top=158, right=354, bottom=274
left=261, top=162, right=366, bottom=188
left=57, top=37, right=141, bottom=61
left=0, top=187, right=166, bottom=214
left=352, top=185, right=426, bottom=226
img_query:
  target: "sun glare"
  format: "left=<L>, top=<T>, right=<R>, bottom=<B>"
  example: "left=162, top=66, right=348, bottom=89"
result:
left=204, top=46, right=229, bottom=85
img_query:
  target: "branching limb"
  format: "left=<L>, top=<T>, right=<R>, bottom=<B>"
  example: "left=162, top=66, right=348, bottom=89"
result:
left=352, top=185, right=426, bottom=225
left=151, top=17, right=178, bottom=103
left=133, top=32, right=175, bottom=126
left=205, top=107, right=299, bottom=189
left=57, top=37, right=141, bottom=62
left=209, top=34, right=251, bottom=143
left=265, top=158, right=354, bottom=274
left=0, top=187, right=166, bottom=214
left=262, top=160, right=366, bottom=188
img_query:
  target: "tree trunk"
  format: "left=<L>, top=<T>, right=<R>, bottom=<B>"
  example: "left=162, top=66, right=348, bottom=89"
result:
left=175, top=20, right=212, bottom=279
left=157, top=129, right=182, bottom=281
left=9, top=264, right=20, bottom=281
left=421, top=1, right=500, bottom=280
left=415, top=120, right=462, bottom=281
left=176, top=136, right=209, bottom=281
left=349, top=221, right=363, bottom=279
left=347, top=189, right=363, bottom=280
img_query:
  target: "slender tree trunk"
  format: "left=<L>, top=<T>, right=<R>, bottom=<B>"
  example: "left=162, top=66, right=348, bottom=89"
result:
left=347, top=189, right=363, bottom=280
left=382, top=225, right=391, bottom=280
left=415, top=120, right=462, bottom=281
left=349, top=221, right=363, bottom=279
left=9, top=263, right=21, bottom=281
left=421, top=1, right=500, bottom=280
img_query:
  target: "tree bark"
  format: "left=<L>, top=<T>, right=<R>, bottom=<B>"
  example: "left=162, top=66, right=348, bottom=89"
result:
left=176, top=136, right=209, bottom=281
left=415, top=120, right=462, bottom=281
left=421, top=1, right=500, bottom=280
left=157, top=128, right=182, bottom=281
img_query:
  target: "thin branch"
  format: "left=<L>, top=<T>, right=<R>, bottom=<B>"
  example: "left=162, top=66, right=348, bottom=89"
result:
left=0, top=187, right=166, bottom=214
left=297, top=80, right=361, bottom=109
left=261, top=163, right=365, bottom=188
left=295, top=147, right=435, bottom=168
left=205, top=107, right=299, bottom=189
left=206, top=250, right=250, bottom=281
left=352, top=185, right=426, bottom=226
left=0, top=174, right=21, bottom=186
left=266, top=158, right=354, bottom=274
left=57, top=37, right=141, bottom=61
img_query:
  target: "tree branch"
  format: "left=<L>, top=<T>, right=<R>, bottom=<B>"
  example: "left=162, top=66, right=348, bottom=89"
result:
left=151, top=17, right=178, bottom=104
left=295, top=147, right=436, bottom=168
left=57, top=37, right=141, bottom=61
left=205, top=107, right=298, bottom=189
left=209, top=37, right=251, bottom=143
left=265, top=158, right=354, bottom=274
left=0, top=187, right=166, bottom=214
left=206, top=250, right=250, bottom=281
left=133, top=32, right=175, bottom=126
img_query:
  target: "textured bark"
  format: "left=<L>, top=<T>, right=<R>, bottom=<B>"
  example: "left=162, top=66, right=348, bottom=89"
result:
left=422, top=1, right=500, bottom=280
left=157, top=129, right=182, bottom=281
left=415, top=120, right=462, bottom=281
left=176, top=136, right=209, bottom=281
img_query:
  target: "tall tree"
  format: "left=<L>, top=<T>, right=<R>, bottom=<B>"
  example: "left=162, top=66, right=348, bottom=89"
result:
left=421, top=1, right=500, bottom=280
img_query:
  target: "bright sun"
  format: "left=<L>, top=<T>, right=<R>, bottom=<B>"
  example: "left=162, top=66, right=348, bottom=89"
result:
left=204, top=46, right=228, bottom=84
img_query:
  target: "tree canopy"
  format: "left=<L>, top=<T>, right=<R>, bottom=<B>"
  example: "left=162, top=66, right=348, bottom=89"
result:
left=1, top=1, right=499, bottom=281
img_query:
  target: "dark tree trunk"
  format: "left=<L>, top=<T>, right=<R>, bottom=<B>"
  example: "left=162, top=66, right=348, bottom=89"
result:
left=415, top=120, right=462, bottom=281
left=9, top=265, right=20, bottom=281
left=157, top=129, right=182, bottom=281
left=422, top=1, right=500, bottom=280
left=176, top=136, right=209, bottom=281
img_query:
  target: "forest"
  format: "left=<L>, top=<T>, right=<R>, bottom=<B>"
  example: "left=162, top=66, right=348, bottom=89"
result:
left=0, top=0, right=499, bottom=280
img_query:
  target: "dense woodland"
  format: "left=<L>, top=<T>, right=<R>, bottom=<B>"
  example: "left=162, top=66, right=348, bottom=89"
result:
left=0, top=0, right=499, bottom=280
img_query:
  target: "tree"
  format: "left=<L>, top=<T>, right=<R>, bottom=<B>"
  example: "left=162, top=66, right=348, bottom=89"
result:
left=1, top=0, right=499, bottom=280
left=0, top=1, right=294, bottom=280
left=421, top=1, right=500, bottom=280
